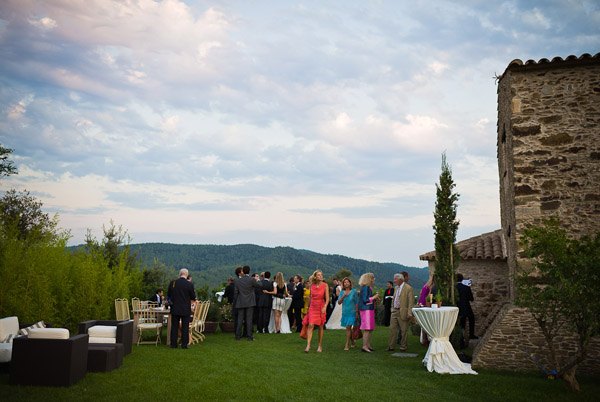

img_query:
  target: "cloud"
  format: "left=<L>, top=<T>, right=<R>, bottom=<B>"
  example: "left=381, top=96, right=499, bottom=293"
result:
left=0, top=0, right=596, bottom=265
left=28, top=16, right=57, bottom=30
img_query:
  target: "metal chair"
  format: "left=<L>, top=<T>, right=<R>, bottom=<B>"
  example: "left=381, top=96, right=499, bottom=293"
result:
left=136, top=308, right=162, bottom=346
left=114, top=299, right=130, bottom=321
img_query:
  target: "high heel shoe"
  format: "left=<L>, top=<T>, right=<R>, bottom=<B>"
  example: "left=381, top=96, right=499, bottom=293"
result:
left=361, top=347, right=372, bottom=353
left=304, top=347, right=310, bottom=353
left=317, top=346, right=322, bottom=353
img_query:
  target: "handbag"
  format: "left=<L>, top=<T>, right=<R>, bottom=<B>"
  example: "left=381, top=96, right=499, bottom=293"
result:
left=299, top=324, right=308, bottom=339
left=351, top=314, right=362, bottom=340
left=351, top=325, right=362, bottom=340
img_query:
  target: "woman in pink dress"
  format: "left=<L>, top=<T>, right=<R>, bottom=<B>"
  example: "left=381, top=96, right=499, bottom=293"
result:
left=304, top=270, right=329, bottom=353
left=358, top=272, right=379, bottom=353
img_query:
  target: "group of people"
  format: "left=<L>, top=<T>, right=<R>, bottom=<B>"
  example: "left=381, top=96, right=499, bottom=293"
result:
left=163, top=265, right=477, bottom=352
left=221, top=266, right=307, bottom=341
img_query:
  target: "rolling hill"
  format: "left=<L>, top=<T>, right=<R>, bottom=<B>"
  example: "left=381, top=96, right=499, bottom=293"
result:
left=129, top=243, right=429, bottom=290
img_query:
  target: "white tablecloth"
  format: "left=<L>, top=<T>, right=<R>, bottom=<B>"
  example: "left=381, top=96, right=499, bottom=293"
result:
left=268, top=297, right=293, bottom=334
left=412, top=307, right=477, bottom=375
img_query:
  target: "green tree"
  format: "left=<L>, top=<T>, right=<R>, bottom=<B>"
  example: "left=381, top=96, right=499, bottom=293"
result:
left=0, top=144, right=17, bottom=179
left=517, top=219, right=600, bottom=392
left=334, top=268, right=353, bottom=280
left=141, top=258, right=174, bottom=298
left=432, top=152, right=460, bottom=304
left=85, top=220, right=137, bottom=271
left=0, top=189, right=66, bottom=242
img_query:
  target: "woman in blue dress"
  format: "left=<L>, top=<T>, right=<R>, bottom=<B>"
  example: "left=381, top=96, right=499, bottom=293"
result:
left=338, top=277, right=358, bottom=351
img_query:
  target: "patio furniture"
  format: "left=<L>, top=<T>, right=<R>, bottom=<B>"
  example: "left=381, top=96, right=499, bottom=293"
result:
left=10, top=328, right=89, bottom=386
left=87, top=343, right=124, bottom=372
left=189, top=301, right=209, bottom=345
left=115, top=298, right=131, bottom=321
left=79, top=320, right=133, bottom=355
left=136, top=308, right=162, bottom=345
left=0, top=316, right=19, bottom=364
left=131, top=297, right=141, bottom=311
left=192, top=301, right=210, bottom=343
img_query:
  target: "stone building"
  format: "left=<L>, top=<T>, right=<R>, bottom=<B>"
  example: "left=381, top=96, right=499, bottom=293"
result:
left=496, top=53, right=600, bottom=298
left=419, top=230, right=509, bottom=337
left=421, top=53, right=600, bottom=375
left=474, top=53, right=600, bottom=375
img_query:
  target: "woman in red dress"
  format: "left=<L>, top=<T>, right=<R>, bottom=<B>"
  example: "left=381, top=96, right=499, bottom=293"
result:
left=305, top=269, right=329, bottom=353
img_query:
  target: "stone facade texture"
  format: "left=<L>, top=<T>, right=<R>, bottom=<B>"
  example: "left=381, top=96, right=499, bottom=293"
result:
left=472, top=305, right=600, bottom=375
left=420, top=230, right=510, bottom=336
left=473, top=54, right=600, bottom=376
left=497, top=54, right=600, bottom=297
left=422, top=259, right=509, bottom=337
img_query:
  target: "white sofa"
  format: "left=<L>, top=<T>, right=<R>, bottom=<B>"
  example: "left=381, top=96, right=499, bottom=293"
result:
left=0, top=316, right=19, bottom=363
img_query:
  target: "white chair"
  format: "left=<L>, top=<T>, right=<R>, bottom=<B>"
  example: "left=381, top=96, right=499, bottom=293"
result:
left=136, top=308, right=162, bottom=346
left=115, top=298, right=130, bottom=321
left=0, top=316, right=19, bottom=363
left=131, top=297, right=141, bottom=311
left=188, top=302, right=205, bottom=345
left=191, top=301, right=210, bottom=342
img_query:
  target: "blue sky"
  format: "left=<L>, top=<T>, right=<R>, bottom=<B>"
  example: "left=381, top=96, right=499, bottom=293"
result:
left=1, top=1, right=598, bottom=267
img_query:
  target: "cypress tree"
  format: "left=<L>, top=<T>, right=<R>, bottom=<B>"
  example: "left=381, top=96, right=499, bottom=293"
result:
left=433, top=152, right=460, bottom=304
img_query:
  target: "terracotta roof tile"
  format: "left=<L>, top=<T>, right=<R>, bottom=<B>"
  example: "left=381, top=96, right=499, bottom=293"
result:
left=419, top=229, right=507, bottom=262
left=503, top=52, right=600, bottom=75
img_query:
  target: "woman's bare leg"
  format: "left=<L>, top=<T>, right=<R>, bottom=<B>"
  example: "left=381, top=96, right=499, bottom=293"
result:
left=362, top=330, right=371, bottom=351
left=345, top=326, right=352, bottom=350
left=317, top=325, right=324, bottom=352
left=275, top=310, right=282, bottom=332
left=305, top=324, right=314, bottom=352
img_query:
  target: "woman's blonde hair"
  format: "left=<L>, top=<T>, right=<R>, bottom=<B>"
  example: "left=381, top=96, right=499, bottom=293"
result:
left=275, top=272, right=285, bottom=288
left=310, top=269, right=323, bottom=284
left=358, top=272, right=374, bottom=287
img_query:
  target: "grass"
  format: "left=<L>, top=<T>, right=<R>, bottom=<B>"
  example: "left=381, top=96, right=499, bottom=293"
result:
left=1, top=327, right=598, bottom=401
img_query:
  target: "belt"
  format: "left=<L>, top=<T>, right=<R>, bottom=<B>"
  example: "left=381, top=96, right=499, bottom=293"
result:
left=392, top=307, right=401, bottom=311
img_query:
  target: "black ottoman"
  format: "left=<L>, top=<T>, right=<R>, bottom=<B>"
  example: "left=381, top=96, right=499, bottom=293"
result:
left=87, top=343, right=124, bottom=372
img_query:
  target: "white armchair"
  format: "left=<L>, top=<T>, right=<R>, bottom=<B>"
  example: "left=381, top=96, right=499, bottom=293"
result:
left=0, top=316, right=19, bottom=363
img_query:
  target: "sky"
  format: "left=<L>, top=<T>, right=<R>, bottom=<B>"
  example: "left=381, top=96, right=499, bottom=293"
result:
left=0, top=1, right=598, bottom=268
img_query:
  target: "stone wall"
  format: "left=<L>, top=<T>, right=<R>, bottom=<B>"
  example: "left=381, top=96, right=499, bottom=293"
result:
left=426, top=259, right=509, bottom=336
left=453, top=259, right=509, bottom=336
left=472, top=304, right=600, bottom=376
left=498, top=58, right=600, bottom=289
left=475, top=55, right=600, bottom=376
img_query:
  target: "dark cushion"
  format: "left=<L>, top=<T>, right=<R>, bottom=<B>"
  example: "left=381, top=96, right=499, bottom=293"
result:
left=87, top=343, right=124, bottom=372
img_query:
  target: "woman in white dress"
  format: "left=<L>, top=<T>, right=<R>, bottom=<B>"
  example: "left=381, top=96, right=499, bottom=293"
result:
left=263, top=272, right=289, bottom=333
left=326, top=281, right=343, bottom=329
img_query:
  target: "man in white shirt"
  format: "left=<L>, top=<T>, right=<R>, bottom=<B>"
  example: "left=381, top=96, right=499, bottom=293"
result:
left=387, top=272, right=414, bottom=352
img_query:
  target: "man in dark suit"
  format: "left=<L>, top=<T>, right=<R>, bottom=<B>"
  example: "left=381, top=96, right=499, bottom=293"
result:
left=149, top=288, right=163, bottom=306
left=231, top=266, right=243, bottom=337
left=290, top=275, right=304, bottom=332
left=256, top=271, right=272, bottom=334
left=223, top=278, right=235, bottom=304
left=234, top=265, right=261, bottom=341
left=456, top=273, right=477, bottom=340
left=167, top=268, right=196, bottom=349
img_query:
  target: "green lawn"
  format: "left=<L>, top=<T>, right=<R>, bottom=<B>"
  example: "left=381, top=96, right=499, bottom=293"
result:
left=1, top=328, right=597, bottom=401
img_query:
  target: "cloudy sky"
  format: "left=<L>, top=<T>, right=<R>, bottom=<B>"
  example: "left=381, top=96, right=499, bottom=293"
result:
left=0, top=1, right=598, bottom=267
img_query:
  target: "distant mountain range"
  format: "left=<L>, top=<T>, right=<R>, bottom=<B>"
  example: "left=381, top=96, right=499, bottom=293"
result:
left=129, top=243, right=429, bottom=290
